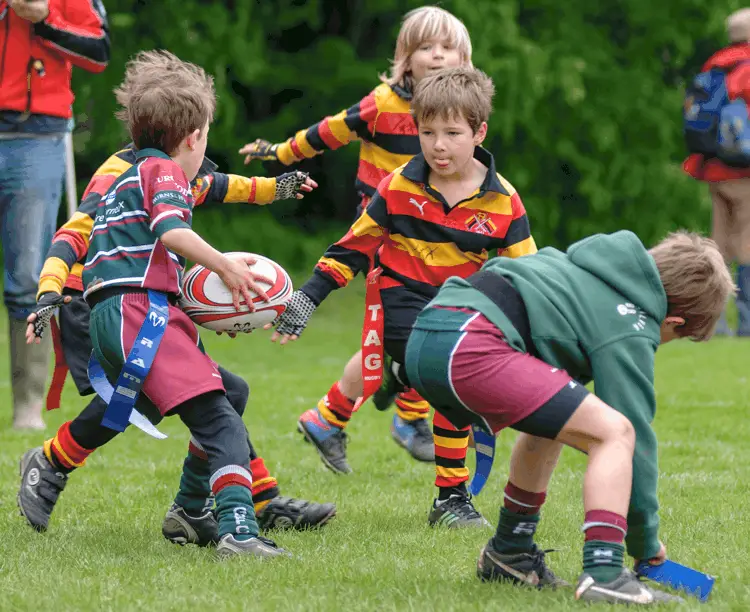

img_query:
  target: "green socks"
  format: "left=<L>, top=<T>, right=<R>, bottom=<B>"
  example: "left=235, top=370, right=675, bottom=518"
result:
left=174, top=453, right=212, bottom=515
left=583, top=540, right=625, bottom=583
left=491, top=507, right=539, bottom=553
left=216, top=485, right=259, bottom=541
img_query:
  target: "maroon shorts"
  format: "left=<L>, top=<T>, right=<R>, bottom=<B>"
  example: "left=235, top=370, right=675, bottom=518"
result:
left=446, top=310, right=586, bottom=436
left=90, top=292, right=225, bottom=415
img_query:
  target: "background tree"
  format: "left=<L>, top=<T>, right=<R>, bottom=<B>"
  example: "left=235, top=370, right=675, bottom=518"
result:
left=69, top=0, right=746, bottom=269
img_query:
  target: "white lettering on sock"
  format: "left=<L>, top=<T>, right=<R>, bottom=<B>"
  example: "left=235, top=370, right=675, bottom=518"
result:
left=234, top=507, right=251, bottom=535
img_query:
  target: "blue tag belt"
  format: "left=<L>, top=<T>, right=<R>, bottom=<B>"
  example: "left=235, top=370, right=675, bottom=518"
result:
left=87, top=289, right=169, bottom=439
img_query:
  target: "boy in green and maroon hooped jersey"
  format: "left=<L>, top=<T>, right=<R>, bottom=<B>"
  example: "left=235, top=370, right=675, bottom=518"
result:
left=38, top=50, right=286, bottom=560
left=16, top=141, right=334, bottom=539
left=17, top=50, right=332, bottom=542
left=404, top=230, right=735, bottom=603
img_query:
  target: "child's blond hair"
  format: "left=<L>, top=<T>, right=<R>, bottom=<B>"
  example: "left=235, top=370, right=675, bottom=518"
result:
left=649, top=231, right=736, bottom=341
left=381, top=6, right=472, bottom=90
left=114, top=50, right=216, bottom=155
left=411, top=66, right=494, bottom=133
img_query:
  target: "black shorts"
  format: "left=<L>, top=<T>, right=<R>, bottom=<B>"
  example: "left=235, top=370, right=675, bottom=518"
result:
left=510, top=381, right=589, bottom=440
left=381, top=286, right=430, bottom=365
left=59, top=289, right=95, bottom=396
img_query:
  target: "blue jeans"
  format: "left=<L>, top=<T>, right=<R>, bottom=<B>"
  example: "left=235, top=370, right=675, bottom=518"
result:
left=0, top=136, right=65, bottom=319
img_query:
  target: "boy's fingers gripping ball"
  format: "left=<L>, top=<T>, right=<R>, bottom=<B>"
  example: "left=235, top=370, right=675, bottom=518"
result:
left=275, top=171, right=311, bottom=201
left=272, top=290, right=316, bottom=339
left=181, top=253, right=293, bottom=335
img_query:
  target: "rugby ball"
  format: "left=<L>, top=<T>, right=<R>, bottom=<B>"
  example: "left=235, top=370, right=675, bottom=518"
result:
left=180, top=252, right=293, bottom=333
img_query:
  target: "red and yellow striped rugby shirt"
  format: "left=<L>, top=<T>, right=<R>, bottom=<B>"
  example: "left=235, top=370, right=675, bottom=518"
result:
left=301, top=147, right=537, bottom=304
left=275, top=82, right=419, bottom=200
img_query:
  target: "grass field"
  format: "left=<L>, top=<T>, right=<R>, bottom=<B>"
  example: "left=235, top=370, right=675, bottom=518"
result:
left=0, top=281, right=748, bottom=611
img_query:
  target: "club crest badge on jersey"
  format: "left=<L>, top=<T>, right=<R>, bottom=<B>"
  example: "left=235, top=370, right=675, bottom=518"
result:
left=464, top=212, right=496, bottom=236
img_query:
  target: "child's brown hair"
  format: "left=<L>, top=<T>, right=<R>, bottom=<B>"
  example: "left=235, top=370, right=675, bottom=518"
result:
left=411, top=66, right=494, bottom=133
left=649, top=231, right=736, bottom=341
left=114, top=50, right=215, bottom=154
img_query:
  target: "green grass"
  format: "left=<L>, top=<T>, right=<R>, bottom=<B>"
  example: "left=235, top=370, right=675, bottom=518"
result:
left=0, top=281, right=748, bottom=611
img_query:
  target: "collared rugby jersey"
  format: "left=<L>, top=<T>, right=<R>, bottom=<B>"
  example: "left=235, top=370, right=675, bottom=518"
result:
left=301, top=147, right=537, bottom=304
left=81, top=149, right=194, bottom=298
left=38, top=144, right=277, bottom=297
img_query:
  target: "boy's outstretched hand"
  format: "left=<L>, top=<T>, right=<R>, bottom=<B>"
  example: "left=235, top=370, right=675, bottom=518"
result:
left=265, top=290, right=316, bottom=344
left=275, top=171, right=318, bottom=201
left=239, top=139, right=282, bottom=165
left=217, top=254, right=273, bottom=313
left=25, top=292, right=72, bottom=344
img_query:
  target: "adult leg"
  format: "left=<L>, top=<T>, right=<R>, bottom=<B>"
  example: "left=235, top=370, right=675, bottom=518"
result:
left=719, top=179, right=750, bottom=336
left=709, top=183, right=736, bottom=336
left=0, top=136, right=65, bottom=428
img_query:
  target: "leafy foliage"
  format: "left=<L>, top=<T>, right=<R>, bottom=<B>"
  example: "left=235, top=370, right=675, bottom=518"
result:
left=70, top=0, right=746, bottom=268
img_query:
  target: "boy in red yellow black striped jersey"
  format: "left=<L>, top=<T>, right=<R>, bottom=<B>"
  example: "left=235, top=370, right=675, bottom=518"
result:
left=240, top=6, right=472, bottom=210
left=271, top=67, right=538, bottom=528
left=240, top=7, right=474, bottom=461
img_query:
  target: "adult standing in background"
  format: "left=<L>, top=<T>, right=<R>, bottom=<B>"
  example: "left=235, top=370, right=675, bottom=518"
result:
left=0, top=0, right=109, bottom=429
left=684, top=8, right=750, bottom=337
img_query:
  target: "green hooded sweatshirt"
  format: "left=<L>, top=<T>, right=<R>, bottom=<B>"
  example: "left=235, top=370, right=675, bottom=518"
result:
left=425, top=231, right=667, bottom=560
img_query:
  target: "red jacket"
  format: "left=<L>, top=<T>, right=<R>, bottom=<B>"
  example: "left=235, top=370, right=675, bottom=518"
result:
left=684, top=43, right=750, bottom=182
left=0, top=0, right=109, bottom=119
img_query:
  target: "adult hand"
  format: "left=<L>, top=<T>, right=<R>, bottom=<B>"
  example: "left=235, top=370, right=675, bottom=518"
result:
left=9, top=0, right=49, bottom=23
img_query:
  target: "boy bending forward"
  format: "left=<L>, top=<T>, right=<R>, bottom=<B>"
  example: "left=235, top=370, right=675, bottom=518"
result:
left=405, top=230, right=734, bottom=603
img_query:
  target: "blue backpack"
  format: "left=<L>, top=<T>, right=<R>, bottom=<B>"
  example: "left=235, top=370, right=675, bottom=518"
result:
left=684, top=62, right=750, bottom=167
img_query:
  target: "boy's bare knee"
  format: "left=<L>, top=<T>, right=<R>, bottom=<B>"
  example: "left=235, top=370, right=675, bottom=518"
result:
left=602, top=410, right=635, bottom=452
left=557, top=395, right=635, bottom=455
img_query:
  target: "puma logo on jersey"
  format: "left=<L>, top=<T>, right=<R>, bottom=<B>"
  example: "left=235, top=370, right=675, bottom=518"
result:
left=408, top=198, right=428, bottom=215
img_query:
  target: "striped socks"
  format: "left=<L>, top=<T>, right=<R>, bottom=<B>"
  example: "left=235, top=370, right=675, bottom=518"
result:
left=250, top=457, right=279, bottom=514
left=316, top=381, right=356, bottom=429
left=43, top=421, right=95, bottom=473
left=582, top=510, right=627, bottom=582
left=491, top=481, right=547, bottom=553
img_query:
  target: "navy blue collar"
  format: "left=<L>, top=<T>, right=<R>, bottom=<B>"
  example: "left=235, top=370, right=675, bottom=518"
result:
left=135, top=147, right=171, bottom=161
left=128, top=143, right=217, bottom=175
left=400, top=146, right=507, bottom=195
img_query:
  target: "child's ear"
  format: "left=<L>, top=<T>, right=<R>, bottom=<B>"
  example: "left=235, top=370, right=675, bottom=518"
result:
left=473, top=121, right=488, bottom=146
left=186, top=128, right=201, bottom=151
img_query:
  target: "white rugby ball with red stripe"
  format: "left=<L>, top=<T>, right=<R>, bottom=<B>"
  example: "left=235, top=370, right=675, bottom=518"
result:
left=180, top=252, right=293, bottom=333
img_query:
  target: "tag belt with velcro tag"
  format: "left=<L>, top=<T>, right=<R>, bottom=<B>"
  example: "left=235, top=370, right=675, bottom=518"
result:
left=353, top=267, right=385, bottom=412
left=87, top=289, right=170, bottom=439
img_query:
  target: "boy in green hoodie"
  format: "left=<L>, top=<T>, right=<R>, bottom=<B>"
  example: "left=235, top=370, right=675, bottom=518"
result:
left=404, top=230, right=734, bottom=605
